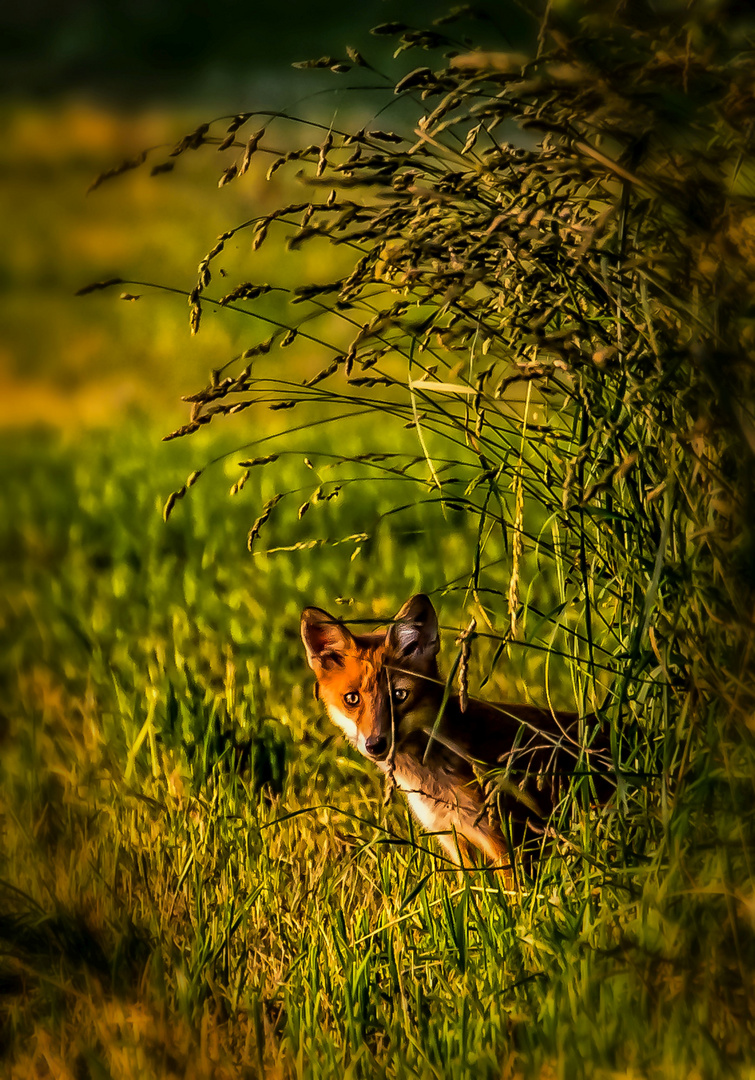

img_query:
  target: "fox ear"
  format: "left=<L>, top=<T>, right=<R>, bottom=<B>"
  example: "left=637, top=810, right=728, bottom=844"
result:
left=387, top=594, right=439, bottom=662
left=301, top=607, right=355, bottom=671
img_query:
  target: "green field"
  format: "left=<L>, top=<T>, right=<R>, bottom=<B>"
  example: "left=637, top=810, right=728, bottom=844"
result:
left=2, top=39, right=754, bottom=1075
left=1, top=422, right=750, bottom=1079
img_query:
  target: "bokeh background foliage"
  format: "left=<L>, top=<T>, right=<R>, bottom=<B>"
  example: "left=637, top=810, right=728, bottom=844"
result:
left=2, top=1, right=755, bottom=1077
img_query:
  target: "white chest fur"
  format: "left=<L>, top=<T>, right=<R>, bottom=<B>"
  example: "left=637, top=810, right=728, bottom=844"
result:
left=392, top=764, right=501, bottom=864
left=324, top=707, right=501, bottom=863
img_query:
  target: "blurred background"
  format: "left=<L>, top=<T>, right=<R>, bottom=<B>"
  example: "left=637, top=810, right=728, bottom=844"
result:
left=1, top=0, right=530, bottom=430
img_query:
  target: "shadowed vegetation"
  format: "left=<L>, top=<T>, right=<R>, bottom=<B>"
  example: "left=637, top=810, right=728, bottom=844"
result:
left=3, top=0, right=755, bottom=1076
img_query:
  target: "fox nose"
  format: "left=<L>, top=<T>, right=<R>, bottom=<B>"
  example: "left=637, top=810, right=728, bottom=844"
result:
left=365, top=735, right=388, bottom=759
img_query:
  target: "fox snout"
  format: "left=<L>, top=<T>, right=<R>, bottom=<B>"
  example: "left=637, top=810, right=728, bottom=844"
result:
left=364, top=699, right=395, bottom=759
left=364, top=734, right=389, bottom=759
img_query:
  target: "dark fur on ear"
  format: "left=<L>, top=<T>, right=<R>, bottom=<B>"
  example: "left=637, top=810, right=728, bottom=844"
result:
left=386, top=594, right=440, bottom=663
left=301, top=607, right=355, bottom=671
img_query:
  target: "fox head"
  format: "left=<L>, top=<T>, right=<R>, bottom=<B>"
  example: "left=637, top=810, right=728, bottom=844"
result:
left=301, top=594, right=441, bottom=762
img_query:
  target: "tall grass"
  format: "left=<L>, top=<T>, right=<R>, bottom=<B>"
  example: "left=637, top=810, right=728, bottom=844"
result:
left=4, top=424, right=750, bottom=1078
left=5, top=0, right=755, bottom=1075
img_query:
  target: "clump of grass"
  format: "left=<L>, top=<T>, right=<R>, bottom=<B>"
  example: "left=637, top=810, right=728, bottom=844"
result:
left=20, top=0, right=755, bottom=1074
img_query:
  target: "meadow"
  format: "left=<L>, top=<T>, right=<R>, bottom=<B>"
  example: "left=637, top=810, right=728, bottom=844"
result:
left=2, top=421, right=733, bottom=1080
left=3, top=5, right=755, bottom=1074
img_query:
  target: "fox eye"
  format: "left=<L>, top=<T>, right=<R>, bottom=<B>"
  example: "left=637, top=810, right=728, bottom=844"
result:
left=344, top=691, right=360, bottom=707
left=392, top=687, right=409, bottom=703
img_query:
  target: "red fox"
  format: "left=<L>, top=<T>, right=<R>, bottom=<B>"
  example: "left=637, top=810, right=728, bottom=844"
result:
left=301, top=594, right=611, bottom=871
